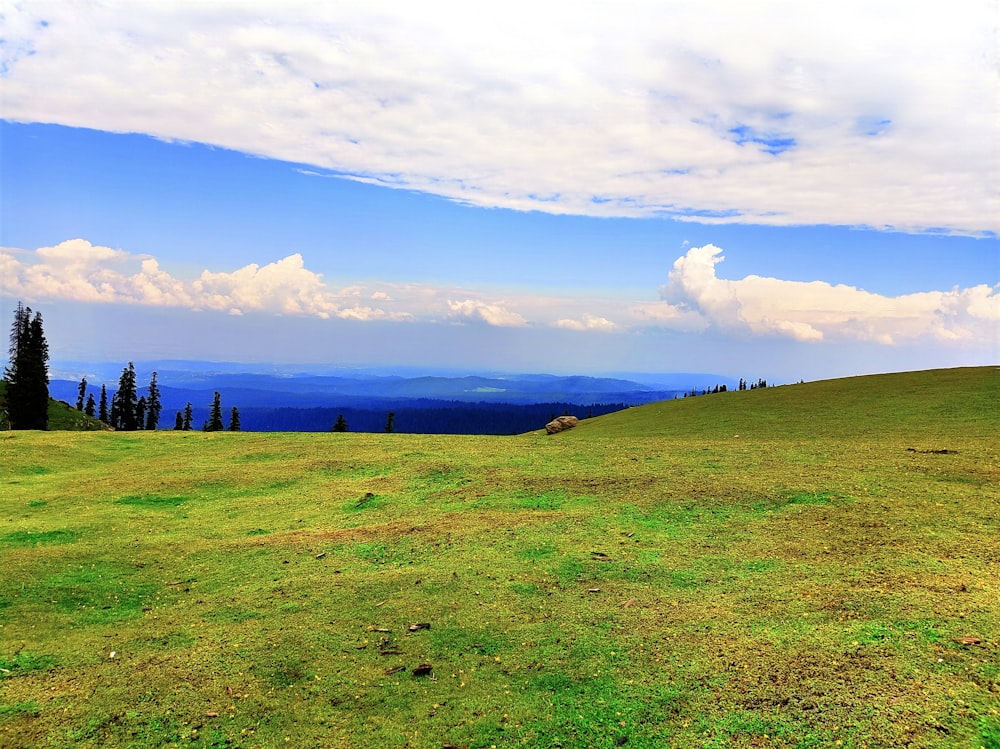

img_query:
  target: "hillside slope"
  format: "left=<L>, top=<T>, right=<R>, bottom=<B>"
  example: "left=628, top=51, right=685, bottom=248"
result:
left=0, top=381, right=108, bottom=431
left=563, top=366, right=999, bottom=441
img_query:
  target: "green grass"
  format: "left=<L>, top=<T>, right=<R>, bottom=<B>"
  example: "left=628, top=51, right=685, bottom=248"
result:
left=0, top=366, right=997, bottom=748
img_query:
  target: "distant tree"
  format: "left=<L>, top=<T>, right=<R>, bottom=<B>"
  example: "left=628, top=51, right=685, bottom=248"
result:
left=145, top=371, right=162, bottom=430
left=113, top=362, right=139, bottom=430
left=384, top=411, right=395, bottom=433
left=4, top=302, right=50, bottom=430
left=76, top=377, right=88, bottom=411
left=332, top=413, right=348, bottom=432
left=182, top=402, right=193, bottom=431
left=205, top=392, right=224, bottom=432
left=99, top=384, right=109, bottom=423
left=173, top=411, right=184, bottom=430
left=84, top=393, right=96, bottom=417
left=135, top=396, right=147, bottom=430
left=228, top=406, right=241, bottom=432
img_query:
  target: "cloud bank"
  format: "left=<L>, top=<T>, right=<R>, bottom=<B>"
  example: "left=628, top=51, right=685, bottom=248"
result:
left=2, top=240, right=996, bottom=348
left=660, top=245, right=1000, bottom=345
left=2, top=2, right=996, bottom=233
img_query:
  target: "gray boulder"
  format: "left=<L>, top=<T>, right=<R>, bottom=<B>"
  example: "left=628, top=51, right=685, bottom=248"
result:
left=545, top=415, right=579, bottom=434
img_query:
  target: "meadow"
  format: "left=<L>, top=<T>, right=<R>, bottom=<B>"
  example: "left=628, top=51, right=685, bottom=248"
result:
left=1, top=367, right=998, bottom=748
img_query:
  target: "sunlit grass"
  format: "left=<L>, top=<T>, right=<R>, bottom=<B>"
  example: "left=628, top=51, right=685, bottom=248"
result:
left=1, top=367, right=998, bottom=748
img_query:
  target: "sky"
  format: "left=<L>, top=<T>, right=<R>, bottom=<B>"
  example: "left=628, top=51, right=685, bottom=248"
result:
left=1, top=1, right=998, bottom=382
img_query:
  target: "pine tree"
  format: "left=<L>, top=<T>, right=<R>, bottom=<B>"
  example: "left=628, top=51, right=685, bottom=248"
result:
left=145, top=371, right=162, bottom=430
left=135, top=396, right=147, bottom=430
left=228, top=406, right=241, bottom=432
left=76, top=377, right=88, bottom=410
left=174, top=411, right=184, bottom=430
left=182, top=402, right=193, bottom=431
left=332, top=414, right=348, bottom=432
left=4, top=302, right=50, bottom=430
left=114, top=362, right=139, bottom=430
left=99, top=384, right=109, bottom=423
left=85, top=393, right=96, bottom=417
left=384, top=412, right=395, bottom=433
left=205, top=392, right=224, bottom=432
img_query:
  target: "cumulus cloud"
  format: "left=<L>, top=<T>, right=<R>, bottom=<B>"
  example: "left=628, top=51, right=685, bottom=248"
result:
left=659, top=245, right=1000, bottom=344
left=1, top=239, right=506, bottom=325
left=1, top=2, right=996, bottom=233
left=3, top=239, right=996, bottom=348
left=553, top=314, right=618, bottom=333
left=447, top=299, right=528, bottom=328
left=0, top=239, right=377, bottom=319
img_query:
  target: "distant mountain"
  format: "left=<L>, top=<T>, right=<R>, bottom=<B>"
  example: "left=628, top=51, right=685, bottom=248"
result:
left=47, top=362, right=739, bottom=433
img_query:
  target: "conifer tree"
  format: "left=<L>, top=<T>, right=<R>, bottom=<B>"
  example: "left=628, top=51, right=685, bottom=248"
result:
left=332, top=414, right=348, bottom=432
left=135, top=396, right=147, bottom=430
left=384, top=412, right=395, bottom=433
left=99, top=384, right=109, bottom=423
left=205, top=392, right=224, bottom=431
left=4, top=302, right=50, bottom=429
left=228, top=406, right=241, bottom=432
left=76, top=377, right=88, bottom=411
left=113, top=362, right=139, bottom=430
left=174, top=411, right=184, bottom=430
left=182, top=402, right=193, bottom=431
left=145, top=371, right=162, bottom=430
left=85, top=393, right=96, bottom=417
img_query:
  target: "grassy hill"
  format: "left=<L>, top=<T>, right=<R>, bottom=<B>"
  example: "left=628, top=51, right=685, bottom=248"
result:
left=0, top=380, right=108, bottom=431
left=1, top=367, right=997, bottom=748
left=564, top=366, right=998, bottom=441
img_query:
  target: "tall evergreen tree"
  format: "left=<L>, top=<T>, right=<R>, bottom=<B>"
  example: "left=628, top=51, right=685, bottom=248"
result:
left=174, top=411, right=184, bottom=430
left=384, top=411, right=395, bottom=433
left=99, top=384, right=109, bottom=423
left=113, top=362, right=139, bottom=431
left=76, top=377, right=88, bottom=411
left=85, top=393, right=96, bottom=417
left=145, top=371, right=162, bottom=430
left=182, top=402, right=193, bottom=431
left=332, top=414, right=348, bottom=432
left=4, top=302, right=50, bottom=430
left=135, top=396, right=147, bottom=430
left=228, top=406, right=241, bottom=432
left=205, top=392, right=224, bottom=432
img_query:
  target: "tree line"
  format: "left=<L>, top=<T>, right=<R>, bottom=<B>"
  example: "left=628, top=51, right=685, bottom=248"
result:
left=75, top=365, right=241, bottom=432
left=681, top=378, right=770, bottom=398
left=3, top=302, right=239, bottom=431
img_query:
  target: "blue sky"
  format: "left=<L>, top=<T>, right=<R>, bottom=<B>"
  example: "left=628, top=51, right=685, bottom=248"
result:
left=1, top=2, right=997, bottom=381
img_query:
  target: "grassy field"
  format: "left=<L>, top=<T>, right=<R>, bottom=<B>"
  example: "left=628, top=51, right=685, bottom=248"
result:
left=1, top=367, right=997, bottom=748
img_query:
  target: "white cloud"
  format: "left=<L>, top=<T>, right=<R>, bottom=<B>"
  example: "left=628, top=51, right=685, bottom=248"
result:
left=553, top=314, right=618, bottom=332
left=3, top=239, right=996, bottom=349
left=1, top=2, right=996, bottom=233
left=447, top=299, right=528, bottom=328
left=660, top=244, right=1000, bottom=344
